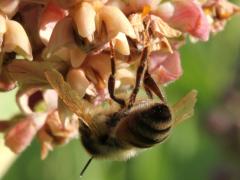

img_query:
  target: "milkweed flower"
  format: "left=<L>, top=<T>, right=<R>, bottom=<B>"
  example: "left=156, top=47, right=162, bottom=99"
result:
left=1, top=88, right=79, bottom=159
left=202, top=0, right=240, bottom=34
left=156, top=0, right=211, bottom=41
left=0, top=0, right=20, bottom=18
left=149, top=51, right=182, bottom=84
left=0, top=0, right=239, bottom=159
left=0, top=2, right=33, bottom=91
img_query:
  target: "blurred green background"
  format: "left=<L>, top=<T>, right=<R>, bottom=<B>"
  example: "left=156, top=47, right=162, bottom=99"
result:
left=1, top=16, right=240, bottom=180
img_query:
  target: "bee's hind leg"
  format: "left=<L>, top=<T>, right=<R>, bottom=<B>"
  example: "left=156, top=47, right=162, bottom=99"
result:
left=128, top=47, right=149, bottom=108
left=108, top=42, right=126, bottom=108
left=143, top=83, right=153, bottom=99
left=143, top=71, right=165, bottom=103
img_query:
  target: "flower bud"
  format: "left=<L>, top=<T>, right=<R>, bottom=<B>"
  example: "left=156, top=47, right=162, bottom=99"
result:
left=73, top=2, right=96, bottom=42
left=99, top=5, right=136, bottom=39
left=3, top=19, right=33, bottom=60
left=0, top=0, right=20, bottom=18
left=113, top=32, right=130, bottom=55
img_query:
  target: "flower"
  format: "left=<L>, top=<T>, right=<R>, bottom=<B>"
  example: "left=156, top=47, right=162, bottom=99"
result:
left=0, top=7, right=33, bottom=91
left=2, top=88, right=79, bottom=159
left=202, top=0, right=240, bottom=34
left=0, top=0, right=239, bottom=160
left=0, top=0, right=20, bottom=18
left=4, top=113, right=47, bottom=154
left=156, top=0, right=211, bottom=41
left=149, top=51, right=182, bottom=84
left=39, top=2, right=67, bottom=45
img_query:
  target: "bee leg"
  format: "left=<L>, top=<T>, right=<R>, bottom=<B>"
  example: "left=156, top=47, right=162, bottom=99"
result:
left=128, top=47, right=149, bottom=108
left=143, top=83, right=153, bottom=99
left=108, top=42, right=126, bottom=108
left=143, top=71, right=165, bottom=102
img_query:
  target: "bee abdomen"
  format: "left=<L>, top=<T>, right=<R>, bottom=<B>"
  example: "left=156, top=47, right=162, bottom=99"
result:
left=127, top=124, right=171, bottom=148
left=116, top=103, right=173, bottom=148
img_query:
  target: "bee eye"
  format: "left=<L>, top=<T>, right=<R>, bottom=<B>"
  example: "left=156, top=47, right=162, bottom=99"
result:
left=146, top=104, right=171, bottom=122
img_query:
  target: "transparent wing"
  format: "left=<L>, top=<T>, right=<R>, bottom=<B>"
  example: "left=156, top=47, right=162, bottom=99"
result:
left=45, top=69, right=92, bottom=124
left=172, top=90, right=198, bottom=126
left=7, top=59, right=67, bottom=87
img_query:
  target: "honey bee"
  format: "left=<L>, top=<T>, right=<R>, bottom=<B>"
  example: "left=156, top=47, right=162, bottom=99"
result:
left=79, top=90, right=197, bottom=159
left=79, top=99, right=172, bottom=159
left=45, top=69, right=197, bottom=176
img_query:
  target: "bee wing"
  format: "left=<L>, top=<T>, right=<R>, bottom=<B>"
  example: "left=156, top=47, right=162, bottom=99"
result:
left=172, top=90, right=198, bottom=126
left=45, top=69, right=92, bottom=124
left=7, top=59, right=67, bottom=87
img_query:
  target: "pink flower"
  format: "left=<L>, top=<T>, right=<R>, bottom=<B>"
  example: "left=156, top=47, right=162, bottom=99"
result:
left=4, top=88, right=79, bottom=158
left=39, top=2, right=67, bottom=45
left=38, top=110, right=79, bottom=159
left=156, top=0, right=210, bottom=41
left=149, top=51, right=183, bottom=84
left=0, top=0, right=20, bottom=18
left=202, top=0, right=240, bottom=34
left=4, top=114, right=47, bottom=154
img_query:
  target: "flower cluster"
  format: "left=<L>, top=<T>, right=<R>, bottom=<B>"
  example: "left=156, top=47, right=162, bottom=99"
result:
left=0, top=0, right=239, bottom=159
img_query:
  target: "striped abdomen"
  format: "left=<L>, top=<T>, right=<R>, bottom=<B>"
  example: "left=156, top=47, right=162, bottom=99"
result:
left=116, top=102, right=172, bottom=148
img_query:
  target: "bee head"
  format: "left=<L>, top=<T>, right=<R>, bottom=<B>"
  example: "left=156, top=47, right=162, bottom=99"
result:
left=79, top=114, right=121, bottom=157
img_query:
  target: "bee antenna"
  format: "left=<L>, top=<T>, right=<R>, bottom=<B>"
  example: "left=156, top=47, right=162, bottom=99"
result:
left=80, top=157, right=94, bottom=177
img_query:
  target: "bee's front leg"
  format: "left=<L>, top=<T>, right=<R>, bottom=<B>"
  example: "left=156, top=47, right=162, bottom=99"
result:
left=108, top=41, right=126, bottom=108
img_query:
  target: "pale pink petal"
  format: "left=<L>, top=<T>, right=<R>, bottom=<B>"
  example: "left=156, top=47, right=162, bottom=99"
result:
left=149, top=51, right=183, bottom=84
left=16, top=88, right=43, bottom=114
left=44, top=17, right=75, bottom=59
left=99, top=5, right=136, bottom=39
left=4, top=19, right=33, bottom=60
left=155, top=2, right=175, bottom=20
left=5, top=114, right=47, bottom=154
left=39, top=2, right=67, bottom=45
left=37, top=110, right=79, bottom=159
left=159, top=0, right=210, bottom=41
left=43, top=90, right=58, bottom=111
left=66, top=68, right=90, bottom=97
left=0, top=0, right=20, bottom=18
left=83, top=53, right=111, bottom=86
left=17, top=88, right=58, bottom=114
left=72, top=2, right=96, bottom=42
left=70, top=46, right=87, bottom=68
